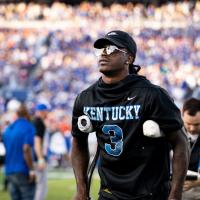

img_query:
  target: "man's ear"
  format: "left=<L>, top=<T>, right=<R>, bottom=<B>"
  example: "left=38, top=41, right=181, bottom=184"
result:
left=128, top=54, right=134, bottom=64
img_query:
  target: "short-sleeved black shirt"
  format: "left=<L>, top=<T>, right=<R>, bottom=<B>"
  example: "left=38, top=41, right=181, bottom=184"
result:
left=32, top=117, right=46, bottom=161
left=32, top=117, right=46, bottom=140
left=72, top=74, right=183, bottom=200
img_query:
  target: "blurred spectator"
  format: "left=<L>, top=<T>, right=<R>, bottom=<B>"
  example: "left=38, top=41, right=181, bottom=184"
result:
left=49, top=131, right=68, bottom=167
left=3, top=103, right=36, bottom=200
left=59, top=116, right=72, bottom=166
left=0, top=129, right=5, bottom=166
left=32, top=103, right=48, bottom=200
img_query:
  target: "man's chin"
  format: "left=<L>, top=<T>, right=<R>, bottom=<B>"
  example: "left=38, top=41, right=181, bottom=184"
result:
left=99, top=68, right=115, bottom=76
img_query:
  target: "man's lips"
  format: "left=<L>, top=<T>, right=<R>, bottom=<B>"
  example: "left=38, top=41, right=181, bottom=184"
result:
left=99, top=58, right=109, bottom=65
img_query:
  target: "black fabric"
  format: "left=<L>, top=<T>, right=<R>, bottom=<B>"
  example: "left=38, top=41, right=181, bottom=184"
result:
left=0, top=139, right=5, bottom=165
left=32, top=117, right=46, bottom=139
left=71, top=74, right=183, bottom=199
left=188, top=136, right=200, bottom=172
left=32, top=117, right=46, bottom=161
left=98, top=184, right=169, bottom=200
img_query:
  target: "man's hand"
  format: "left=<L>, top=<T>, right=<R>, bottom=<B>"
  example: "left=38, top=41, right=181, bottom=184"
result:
left=29, top=170, right=36, bottom=183
left=183, top=180, right=199, bottom=191
left=37, top=158, right=46, bottom=171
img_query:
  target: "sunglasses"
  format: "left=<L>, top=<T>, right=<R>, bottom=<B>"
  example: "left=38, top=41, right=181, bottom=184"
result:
left=94, top=45, right=127, bottom=56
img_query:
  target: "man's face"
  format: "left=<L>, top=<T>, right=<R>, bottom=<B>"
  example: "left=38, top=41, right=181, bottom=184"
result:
left=183, top=111, right=200, bottom=135
left=38, top=110, right=48, bottom=120
left=97, top=45, right=129, bottom=76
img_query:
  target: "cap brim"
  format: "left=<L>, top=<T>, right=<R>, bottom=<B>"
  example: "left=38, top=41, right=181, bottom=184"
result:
left=94, top=37, right=125, bottom=49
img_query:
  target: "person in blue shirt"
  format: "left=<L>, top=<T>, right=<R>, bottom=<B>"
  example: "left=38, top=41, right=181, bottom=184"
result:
left=3, top=103, right=36, bottom=200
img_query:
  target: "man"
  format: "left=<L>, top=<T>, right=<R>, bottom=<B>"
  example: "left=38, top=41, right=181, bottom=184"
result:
left=182, top=98, right=200, bottom=200
left=71, top=30, right=189, bottom=200
left=33, top=103, right=48, bottom=200
left=3, top=103, right=36, bottom=200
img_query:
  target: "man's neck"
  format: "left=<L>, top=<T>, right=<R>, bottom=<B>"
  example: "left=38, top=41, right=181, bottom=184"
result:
left=101, top=70, right=129, bottom=84
left=187, top=132, right=199, bottom=142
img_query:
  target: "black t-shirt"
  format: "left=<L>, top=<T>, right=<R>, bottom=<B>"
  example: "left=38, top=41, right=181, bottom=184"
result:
left=32, top=117, right=46, bottom=140
left=32, top=117, right=46, bottom=161
left=72, top=74, right=183, bottom=200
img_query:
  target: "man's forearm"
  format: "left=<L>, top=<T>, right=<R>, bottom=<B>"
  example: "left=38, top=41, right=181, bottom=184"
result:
left=168, top=128, right=190, bottom=199
left=34, top=136, right=44, bottom=160
left=71, top=137, right=90, bottom=197
left=170, top=144, right=189, bottom=197
left=23, top=144, right=34, bottom=170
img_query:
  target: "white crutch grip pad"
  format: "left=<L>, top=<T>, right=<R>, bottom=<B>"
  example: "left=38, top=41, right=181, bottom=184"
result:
left=143, top=120, right=164, bottom=138
left=78, top=115, right=93, bottom=133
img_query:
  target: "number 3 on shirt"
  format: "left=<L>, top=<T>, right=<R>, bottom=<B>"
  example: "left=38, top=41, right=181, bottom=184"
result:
left=102, top=125, right=123, bottom=156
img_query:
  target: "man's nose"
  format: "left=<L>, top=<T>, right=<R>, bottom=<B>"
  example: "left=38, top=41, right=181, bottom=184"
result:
left=101, top=48, right=107, bottom=55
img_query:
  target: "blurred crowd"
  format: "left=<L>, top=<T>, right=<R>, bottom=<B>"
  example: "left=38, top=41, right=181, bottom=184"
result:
left=0, top=2, right=199, bottom=159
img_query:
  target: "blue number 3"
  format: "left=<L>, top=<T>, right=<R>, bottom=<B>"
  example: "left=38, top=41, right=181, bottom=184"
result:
left=102, top=125, right=123, bottom=156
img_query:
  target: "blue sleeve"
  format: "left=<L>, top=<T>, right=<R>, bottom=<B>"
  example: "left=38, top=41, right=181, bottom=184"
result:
left=24, top=124, right=36, bottom=147
left=2, top=126, right=11, bottom=145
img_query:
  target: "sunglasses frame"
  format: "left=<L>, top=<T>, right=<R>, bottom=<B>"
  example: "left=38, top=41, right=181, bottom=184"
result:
left=94, top=45, right=127, bottom=56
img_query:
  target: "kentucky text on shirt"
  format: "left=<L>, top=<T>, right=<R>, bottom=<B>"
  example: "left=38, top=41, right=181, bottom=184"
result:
left=83, top=105, right=141, bottom=121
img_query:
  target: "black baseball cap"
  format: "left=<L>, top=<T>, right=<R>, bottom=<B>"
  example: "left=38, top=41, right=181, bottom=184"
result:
left=94, top=30, right=137, bottom=59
